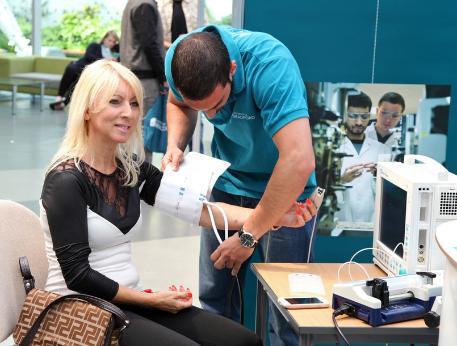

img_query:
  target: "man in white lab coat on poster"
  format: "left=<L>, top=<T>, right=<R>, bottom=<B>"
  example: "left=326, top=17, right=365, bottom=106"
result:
left=337, top=92, right=391, bottom=222
left=365, top=92, right=405, bottom=149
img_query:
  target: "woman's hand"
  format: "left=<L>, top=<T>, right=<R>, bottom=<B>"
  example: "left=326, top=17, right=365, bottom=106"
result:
left=146, top=289, right=192, bottom=313
left=275, top=200, right=317, bottom=228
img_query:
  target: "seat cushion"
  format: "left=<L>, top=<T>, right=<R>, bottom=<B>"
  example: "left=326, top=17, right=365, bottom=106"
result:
left=34, top=56, right=74, bottom=75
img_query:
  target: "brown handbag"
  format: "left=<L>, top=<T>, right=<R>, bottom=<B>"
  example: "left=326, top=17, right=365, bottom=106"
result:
left=13, top=257, right=130, bottom=346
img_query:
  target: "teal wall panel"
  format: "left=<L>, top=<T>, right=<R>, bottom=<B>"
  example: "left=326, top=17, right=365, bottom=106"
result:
left=243, top=0, right=457, bottom=173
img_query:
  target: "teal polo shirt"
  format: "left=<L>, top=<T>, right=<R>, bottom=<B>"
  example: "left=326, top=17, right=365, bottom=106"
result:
left=165, top=25, right=316, bottom=199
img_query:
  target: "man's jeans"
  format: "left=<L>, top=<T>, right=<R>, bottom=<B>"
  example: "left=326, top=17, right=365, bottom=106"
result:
left=199, top=188, right=315, bottom=346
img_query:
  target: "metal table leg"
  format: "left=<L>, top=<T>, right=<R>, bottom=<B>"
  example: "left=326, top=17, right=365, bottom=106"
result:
left=255, top=280, right=267, bottom=343
left=40, top=82, right=44, bottom=111
left=12, top=85, right=17, bottom=116
left=299, top=333, right=313, bottom=346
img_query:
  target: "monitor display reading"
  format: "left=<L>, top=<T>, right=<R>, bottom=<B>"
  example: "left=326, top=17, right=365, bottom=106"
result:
left=379, top=178, right=407, bottom=257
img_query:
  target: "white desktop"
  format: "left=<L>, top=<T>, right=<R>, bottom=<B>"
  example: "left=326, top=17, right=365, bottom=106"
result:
left=373, top=155, right=457, bottom=276
left=435, top=220, right=457, bottom=346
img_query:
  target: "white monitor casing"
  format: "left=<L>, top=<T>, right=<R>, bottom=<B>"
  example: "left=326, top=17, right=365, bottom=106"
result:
left=373, top=156, right=457, bottom=276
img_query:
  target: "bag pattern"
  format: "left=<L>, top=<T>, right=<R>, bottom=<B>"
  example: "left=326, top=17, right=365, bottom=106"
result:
left=13, top=288, right=117, bottom=346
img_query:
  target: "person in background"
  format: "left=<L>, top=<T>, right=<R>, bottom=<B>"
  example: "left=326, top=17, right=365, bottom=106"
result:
left=41, top=59, right=313, bottom=345
left=50, top=31, right=119, bottom=111
left=120, top=0, right=166, bottom=113
left=337, top=92, right=391, bottom=222
left=163, top=25, right=318, bottom=346
left=121, top=0, right=167, bottom=162
left=158, top=0, right=197, bottom=48
left=365, top=92, right=406, bottom=149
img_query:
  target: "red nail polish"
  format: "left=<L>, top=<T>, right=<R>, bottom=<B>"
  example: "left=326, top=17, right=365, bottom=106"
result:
left=306, top=198, right=312, bottom=205
left=300, top=204, right=305, bottom=209
left=187, top=292, right=193, bottom=298
left=143, top=289, right=153, bottom=293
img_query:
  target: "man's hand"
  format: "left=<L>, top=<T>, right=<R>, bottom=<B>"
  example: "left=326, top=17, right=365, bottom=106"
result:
left=161, top=146, right=184, bottom=171
left=210, top=233, right=254, bottom=276
left=363, top=162, right=377, bottom=176
left=341, top=164, right=364, bottom=183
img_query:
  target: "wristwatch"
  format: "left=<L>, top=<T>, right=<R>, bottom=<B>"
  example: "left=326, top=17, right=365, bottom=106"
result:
left=238, top=227, right=258, bottom=248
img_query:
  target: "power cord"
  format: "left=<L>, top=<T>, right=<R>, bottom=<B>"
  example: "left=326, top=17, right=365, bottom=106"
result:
left=332, top=303, right=355, bottom=345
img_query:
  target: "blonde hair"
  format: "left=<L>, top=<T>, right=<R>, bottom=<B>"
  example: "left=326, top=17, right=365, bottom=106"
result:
left=47, top=60, right=145, bottom=186
left=100, top=30, right=119, bottom=44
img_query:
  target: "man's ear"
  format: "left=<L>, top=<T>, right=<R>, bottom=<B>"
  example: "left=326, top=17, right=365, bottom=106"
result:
left=229, top=60, right=237, bottom=81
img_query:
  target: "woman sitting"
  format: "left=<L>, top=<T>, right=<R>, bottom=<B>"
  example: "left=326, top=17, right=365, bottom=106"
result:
left=50, top=30, right=119, bottom=111
left=41, top=60, right=313, bottom=345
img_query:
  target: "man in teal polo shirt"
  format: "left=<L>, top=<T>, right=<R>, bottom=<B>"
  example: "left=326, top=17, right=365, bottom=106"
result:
left=163, top=25, right=317, bottom=346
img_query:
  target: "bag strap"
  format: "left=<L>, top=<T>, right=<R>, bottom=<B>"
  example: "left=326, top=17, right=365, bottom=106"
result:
left=20, top=293, right=130, bottom=346
left=18, top=256, right=35, bottom=294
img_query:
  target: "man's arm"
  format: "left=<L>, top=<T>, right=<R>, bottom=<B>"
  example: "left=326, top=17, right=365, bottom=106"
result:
left=210, top=117, right=315, bottom=273
left=162, top=92, right=198, bottom=170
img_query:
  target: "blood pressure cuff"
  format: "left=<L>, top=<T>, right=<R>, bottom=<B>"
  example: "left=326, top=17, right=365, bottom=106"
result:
left=154, top=153, right=230, bottom=225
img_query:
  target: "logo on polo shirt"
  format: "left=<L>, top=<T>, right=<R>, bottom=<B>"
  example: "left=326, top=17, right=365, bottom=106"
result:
left=232, top=112, right=255, bottom=120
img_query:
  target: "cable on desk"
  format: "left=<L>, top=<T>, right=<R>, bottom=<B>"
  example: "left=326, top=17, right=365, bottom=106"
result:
left=332, top=303, right=355, bottom=345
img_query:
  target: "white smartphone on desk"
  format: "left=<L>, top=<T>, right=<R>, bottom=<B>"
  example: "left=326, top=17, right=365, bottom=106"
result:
left=278, top=296, right=329, bottom=309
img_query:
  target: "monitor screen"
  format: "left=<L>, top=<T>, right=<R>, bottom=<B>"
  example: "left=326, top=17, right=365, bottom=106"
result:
left=379, top=178, right=407, bottom=258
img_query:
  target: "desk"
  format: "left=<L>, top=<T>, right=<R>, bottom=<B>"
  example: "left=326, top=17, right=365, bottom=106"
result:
left=0, top=78, right=45, bottom=115
left=252, top=263, right=438, bottom=345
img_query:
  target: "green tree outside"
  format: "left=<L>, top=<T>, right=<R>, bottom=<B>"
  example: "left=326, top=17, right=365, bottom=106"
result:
left=1, top=3, right=120, bottom=55
left=42, top=5, right=120, bottom=52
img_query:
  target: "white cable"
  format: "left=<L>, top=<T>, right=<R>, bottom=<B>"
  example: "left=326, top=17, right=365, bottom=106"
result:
left=348, top=247, right=385, bottom=279
left=235, top=275, right=243, bottom=322
left=203, top=199, right=243, bottom=323
left=392, top=242, right=404, bottom=255
left=203, top=200, right=229, bottom=243
left=337, top=261, right=370, bottom=282
left=371, top=0, right=381, bottom=83
left=204, top=201, right=223, bottom=244
left=346, top=245, right=402, bottom=280
left=265, top=231, right=271, bottom=262
left=306, top=215, right=319, bottom=263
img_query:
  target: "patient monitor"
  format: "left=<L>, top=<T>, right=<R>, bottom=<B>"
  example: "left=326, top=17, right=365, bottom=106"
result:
left=373, top=155, right=457, bottom=276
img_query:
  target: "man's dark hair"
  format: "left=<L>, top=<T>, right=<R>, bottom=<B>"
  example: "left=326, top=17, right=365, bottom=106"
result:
left=378, top=92, right=405, bottom=112
left=348, top=92, right=372, bottom=110
left=172, top=31, right=231, bottom=100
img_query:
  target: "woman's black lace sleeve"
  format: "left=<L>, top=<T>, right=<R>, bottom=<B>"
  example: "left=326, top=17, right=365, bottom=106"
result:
left=41, top=170, right=119, bottom=300
left=139, top=162, right=163, bottom=205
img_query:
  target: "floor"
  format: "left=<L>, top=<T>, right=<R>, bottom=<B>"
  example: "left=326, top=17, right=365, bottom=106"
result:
left=0, top=94, right=202, bottom=303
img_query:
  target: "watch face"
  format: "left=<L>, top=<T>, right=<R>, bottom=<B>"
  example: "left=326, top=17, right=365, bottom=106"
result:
left=240, top=232, right=256, bottom=248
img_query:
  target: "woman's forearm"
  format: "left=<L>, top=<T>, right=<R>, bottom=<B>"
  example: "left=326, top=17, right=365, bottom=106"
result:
left=199, top=202, right=251, bottom=230
left=112, top=285, right=151, bottom=305
left=112, top=285, right=192, bottom=313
